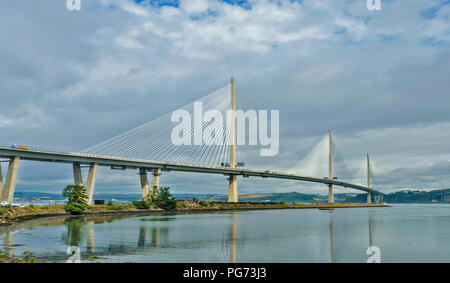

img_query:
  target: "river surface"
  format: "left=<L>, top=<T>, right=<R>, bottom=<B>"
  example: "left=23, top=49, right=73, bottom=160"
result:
left=1, top=204, right=450, bottom=263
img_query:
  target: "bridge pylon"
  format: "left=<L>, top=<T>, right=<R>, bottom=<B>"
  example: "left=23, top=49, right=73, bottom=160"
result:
left=139, top=168, right=161, bottom=200
left=73, top=162, right=83, bottom=186
left=85, top=163, right=98, bottom=205
left=367, top=154, right=372, bottom=204
left=0, top=162, right=3, bottom=193
left=228, top=78, right=238, bottom=203
left=328, top=130, right=334, bottom=204
left=72, top=162, right=97, bottom=205
left=139, top=168, right=149, bottom=200
left=0, top=157, right=20, bottom=204
left=150, top=168, right=161, bottom=197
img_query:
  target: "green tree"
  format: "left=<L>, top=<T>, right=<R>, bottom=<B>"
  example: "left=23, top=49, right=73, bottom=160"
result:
left=63, top=185, right=88, bottom=215
left=155, top=187, right=177, bottom=211
left=21, top=251, right=37, bottom=263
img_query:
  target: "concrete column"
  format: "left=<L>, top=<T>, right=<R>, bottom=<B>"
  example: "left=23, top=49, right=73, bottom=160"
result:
left=140, top=169, right=149, bottom=200
left=0, top=157, right=20, bottom=203
left=367, top=154, right=371, bottom=204
left=0, top=163, right=3, bottom=197
left=150, top=168, right=161, bottom=197
left=85, top=163, right=98, bottom=205
left=228, top=176, right=237, bottom=203
left=73, top=162, right=83, bottom=186
left=228, top=78, right=238, bottom=203
left=328, top=130, right=334, bottom=204
left=328, top=185, right=334, bottom=204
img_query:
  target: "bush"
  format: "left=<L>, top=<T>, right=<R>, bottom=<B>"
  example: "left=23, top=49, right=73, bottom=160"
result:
left=155, top=187, right=177, bottom=211
left=133, top=201, right=149, bottom=210
left=133, top=187, right=176, bottom=211
left=62, top=185, right=88, bottom=215
left=22, top=251, right=37, bottom=263
left=0, top=250, right=37, bottom=263
left=106, top=201, right=123, bottom=211
left=0, top=250, right=9, bottom=262
left=177, top=202, right=187, bottom=209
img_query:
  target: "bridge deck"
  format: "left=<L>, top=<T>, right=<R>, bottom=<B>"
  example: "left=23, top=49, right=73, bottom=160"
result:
left=0, top=147, right=379, bottom=194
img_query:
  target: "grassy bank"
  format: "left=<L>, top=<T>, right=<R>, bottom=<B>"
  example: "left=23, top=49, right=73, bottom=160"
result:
left=0, top=202, right=388, bottom=226
left=0, top=204, right=153, bottom=226
left=0, top=250, right=37, bottom=263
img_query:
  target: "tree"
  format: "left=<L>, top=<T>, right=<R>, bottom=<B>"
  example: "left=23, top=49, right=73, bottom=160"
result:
left=63, top=185, right=88, bottom=215
left=155, top=187, right=177, bottom=211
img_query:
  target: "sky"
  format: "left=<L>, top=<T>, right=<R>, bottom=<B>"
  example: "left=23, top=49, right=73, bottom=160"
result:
left=0, top=0, right=450, bottom=196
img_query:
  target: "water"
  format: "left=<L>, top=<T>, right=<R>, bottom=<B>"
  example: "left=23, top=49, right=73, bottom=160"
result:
left=1, top=204, right=450, bottom=263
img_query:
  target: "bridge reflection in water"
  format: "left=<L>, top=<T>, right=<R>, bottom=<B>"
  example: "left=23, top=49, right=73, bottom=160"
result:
left=0, top=211, right=379, bottom=263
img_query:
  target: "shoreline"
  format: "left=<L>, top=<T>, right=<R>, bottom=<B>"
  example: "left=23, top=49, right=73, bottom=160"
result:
left=0, top=203, right=388, bottom=227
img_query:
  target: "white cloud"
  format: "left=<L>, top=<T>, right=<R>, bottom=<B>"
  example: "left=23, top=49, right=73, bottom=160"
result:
left=180, top=0, right=210, bottom=14
left=1, top=0, right=450, bottom=195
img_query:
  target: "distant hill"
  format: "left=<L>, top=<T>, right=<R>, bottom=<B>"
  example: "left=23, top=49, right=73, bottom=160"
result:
left=343, top=189, right=450, bottom=203
left=13, top=189, right=450, bottom=204
left=203, top=192, right=357, bottom=203
left=13, top=192, right=218, bottom=203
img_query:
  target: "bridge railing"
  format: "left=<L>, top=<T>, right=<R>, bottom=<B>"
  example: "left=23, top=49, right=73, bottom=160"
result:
left=0, top=144, right=73, bottom=155
left=0, top=143, right=225, bottom=169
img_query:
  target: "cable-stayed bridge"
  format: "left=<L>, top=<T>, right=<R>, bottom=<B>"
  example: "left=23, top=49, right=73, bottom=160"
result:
left=0, top=79, right=383, bottom=205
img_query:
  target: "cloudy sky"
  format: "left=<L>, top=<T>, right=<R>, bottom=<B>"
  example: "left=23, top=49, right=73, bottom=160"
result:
left=1, top=0, right=449, bottom=196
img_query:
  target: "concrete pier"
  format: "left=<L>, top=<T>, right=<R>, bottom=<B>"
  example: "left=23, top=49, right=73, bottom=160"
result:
left=85, top=163, right=98, bottom=205
left=328, top=185, right=334, bottom=204
left=228, top=78, right=238, bottom=203
left=228, top=175, right=238, bottom=203
left=328, top=130, right=334, bottom=204
left=150, top=168, right=161, bottom=197
left=0, top=157, right=20, bottom=203
left=0, top=162, right=3, bottom=195
left=367, top=154, right=372, bottom=204
left=73, top=162, right=83, bottom=186
left=140, top=168, right=149, bottom=200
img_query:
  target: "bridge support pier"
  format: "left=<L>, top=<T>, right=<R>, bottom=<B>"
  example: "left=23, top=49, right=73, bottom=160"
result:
left=139, top=169, right=149, bottom=200
left=150, top=168, right=161, bottom=197
left=73, top=162, right=83, bottom=186
left=328, top=184, right=334, bottom=204
left=85, top=163, right=98, bottom=205
left=367, top=192, right=371, bottom=204
left=0, top=162, right=3, bottom=196
left=228, top=175, right=237, bottom=203
left=0, top=157, right=20, bottom=204
left=328, top=130, right=334, bottom=204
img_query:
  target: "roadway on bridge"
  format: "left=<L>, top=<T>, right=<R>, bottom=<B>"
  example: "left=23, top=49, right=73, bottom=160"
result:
left=0, top=146, right=379, bottom=194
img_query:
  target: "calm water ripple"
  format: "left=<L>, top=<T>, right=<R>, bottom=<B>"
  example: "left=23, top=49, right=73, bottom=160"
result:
left=1, top=204, right=449, bottom=263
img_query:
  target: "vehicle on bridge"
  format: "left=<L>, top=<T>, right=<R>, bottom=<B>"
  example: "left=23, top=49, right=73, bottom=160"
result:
left=11, top=144, right=28, bottom=150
